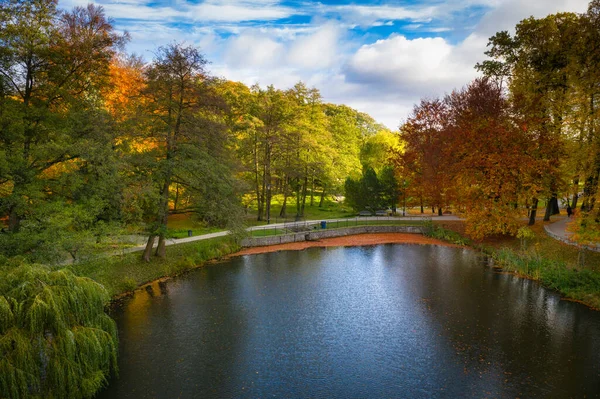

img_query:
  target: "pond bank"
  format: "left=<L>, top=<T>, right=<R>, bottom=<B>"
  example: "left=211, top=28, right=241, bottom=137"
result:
left=236, top=232, right=462, bottom=256
left=75, top=222, right=600, bottom=311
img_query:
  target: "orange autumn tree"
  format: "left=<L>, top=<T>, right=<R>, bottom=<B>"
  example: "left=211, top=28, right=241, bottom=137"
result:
left=445, top=78, right=535, bottom=239
left=398, top=98, right=455, bottom=216
left=396, top=78, right=538, bottom=240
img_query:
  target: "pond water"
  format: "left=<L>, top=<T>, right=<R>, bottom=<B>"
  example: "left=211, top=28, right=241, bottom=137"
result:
left=98, top=245, right=600, bottom=398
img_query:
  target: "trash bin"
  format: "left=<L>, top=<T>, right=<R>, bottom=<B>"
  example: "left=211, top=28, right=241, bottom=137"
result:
left=320, top=221, right=327, bottom=229
left=187, top=230, right=193, bottom=237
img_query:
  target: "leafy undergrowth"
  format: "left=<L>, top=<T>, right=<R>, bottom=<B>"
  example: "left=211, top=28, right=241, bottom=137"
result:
left=432, top=219, right=600, bottom=309
left=68, top=236, right=240, bottom=297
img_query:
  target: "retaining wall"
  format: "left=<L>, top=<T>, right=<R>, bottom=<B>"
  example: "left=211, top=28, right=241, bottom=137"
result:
left=241, top=225, right=426, bottom=248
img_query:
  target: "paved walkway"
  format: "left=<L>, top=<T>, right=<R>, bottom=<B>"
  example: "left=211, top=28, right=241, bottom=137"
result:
left=545, top=217, right=573, bottom=240
left=122, top=215, right=462, bottom=254
left=544, top=216, right=600, bottom=252
left=120, top=214, right=600, bottom=254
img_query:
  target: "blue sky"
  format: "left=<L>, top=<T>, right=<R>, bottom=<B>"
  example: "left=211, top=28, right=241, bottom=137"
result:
left=60, top=0, right=590, bottom=128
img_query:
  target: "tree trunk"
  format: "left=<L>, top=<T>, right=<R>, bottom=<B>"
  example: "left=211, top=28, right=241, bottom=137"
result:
left=154, top=178, right=170, bottom=259
left=544, top=195, right=560, bottom=221
left=528, top=198, right=538, bottom=226
left=300, top=175, right=308, bottom=217
left=142, top=235, right=156, bottom=262
left=173, top=184, right=180, bottom=212
left=280, top=196, right=287, bottom=218
left=310, top=177, right=315, bottom=207
left=572, top=176, right=580, bottom=209
left=296, top=178, right=302, bottom=219
left=279, top=176, right=288, bottom=218
left=7, top=178, right=27, bottom=232
left=319, top=185, right=326, bottom=207
left=255, top=130, right=263, bottom=221
left=264, top=143, right=272, bottom=223
left=438, top=207, right=443, bottom=216
left=155, top=236, right=166, bottom=258
left=265, top=182, right=272, bottom=224
left=8, top=204, right=20, bottom=232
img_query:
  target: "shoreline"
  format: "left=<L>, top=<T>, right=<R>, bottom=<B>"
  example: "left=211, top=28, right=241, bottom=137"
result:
left=106, top=231, right=600, bottom=311
left=233, top=232, right=463, bottom=256
left=110, top=233, right=462, bottom=303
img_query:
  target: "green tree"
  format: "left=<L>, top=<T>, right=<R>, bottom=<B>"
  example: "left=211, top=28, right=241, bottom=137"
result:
left=379, top=165, right=399, bottom=213
left=344, top=167, right=386, bottom=212
left=0, top=0, right=125, bottom=232
left=140, top=44, right=239, bottom=261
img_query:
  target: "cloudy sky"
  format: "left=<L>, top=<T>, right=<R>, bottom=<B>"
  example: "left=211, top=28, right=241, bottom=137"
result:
left=59, top=0, right=590, bottom=129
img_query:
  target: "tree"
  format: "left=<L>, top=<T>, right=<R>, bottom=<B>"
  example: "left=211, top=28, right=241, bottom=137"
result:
left=379, top=165, right=399, bottom=213
left=477, top=13, right=581, bottom=224
left=398, top=98, right=454, bottom=216
left=0, top=260, right=118, bottom=399
left=0, top=0, right=126, bottom=232
left=445, top=78, right=534, bottom=238
left=344, top=166, right=387, bottom=212
left=140, top=44, right=239, bottom=261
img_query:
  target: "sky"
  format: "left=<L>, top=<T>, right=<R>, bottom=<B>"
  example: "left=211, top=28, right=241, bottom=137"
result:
left=59, top=0, right=591, bottom=129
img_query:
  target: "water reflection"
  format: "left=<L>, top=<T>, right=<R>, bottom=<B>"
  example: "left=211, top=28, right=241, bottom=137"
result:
left=99, top=245, right=600, bottom=398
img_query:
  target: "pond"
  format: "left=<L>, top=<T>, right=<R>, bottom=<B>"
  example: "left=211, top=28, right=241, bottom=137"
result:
left=98, top=244, right=600, bottom=398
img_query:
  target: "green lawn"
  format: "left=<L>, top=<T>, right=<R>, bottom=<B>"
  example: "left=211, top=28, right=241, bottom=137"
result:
left=166, top=213, right=223, bottom=238
left=243, top=194, right=355, bottom=226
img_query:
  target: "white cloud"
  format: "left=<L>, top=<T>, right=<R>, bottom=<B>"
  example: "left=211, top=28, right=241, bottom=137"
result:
left=344, top=35, right=478, bottom=98
left=339, top=0, right=591, bottom=127
left=224, top=33, right=284, bottom=68
left=68, top=0, right=297, bottom=23
left=287, top=24, right=341, bottom=69
left=188, top=1, right=295, bottom=23
left=332, top=4, right=439, bottom=23
left=475, top=0, right=589, bottom=36
left=56, top=0, right=595, bottom=129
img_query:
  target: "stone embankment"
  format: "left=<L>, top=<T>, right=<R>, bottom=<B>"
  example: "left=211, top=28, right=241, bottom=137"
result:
left=241, top=225, right=426, bottom=247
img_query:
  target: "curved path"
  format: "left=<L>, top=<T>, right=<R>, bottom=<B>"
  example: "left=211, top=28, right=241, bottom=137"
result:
left=544, top=217, right=600, bottom=252
left=122, top=215, right=462, bottom=254
left=121, top=215, right=599, bottom=254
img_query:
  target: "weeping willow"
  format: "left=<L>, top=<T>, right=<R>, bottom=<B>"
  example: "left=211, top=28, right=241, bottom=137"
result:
left=0, top=260, right=118, bottom=398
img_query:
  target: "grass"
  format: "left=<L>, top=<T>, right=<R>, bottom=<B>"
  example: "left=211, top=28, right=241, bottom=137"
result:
left=243, top=194, right=355, bottom=226
left=429, top=218, right=600, bottom=309
left=492, top=248, right=600, bottom=308
left=68, top=236, right=240, bottom=297
left=166, top=214, right=223, bottom=238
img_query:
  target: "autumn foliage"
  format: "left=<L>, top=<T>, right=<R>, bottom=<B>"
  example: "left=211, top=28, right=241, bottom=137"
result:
left=397, top=78, right=539, bottom=239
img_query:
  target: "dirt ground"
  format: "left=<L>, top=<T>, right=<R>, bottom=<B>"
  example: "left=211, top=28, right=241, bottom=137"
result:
left=233, top=233, right=463, bottom=256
